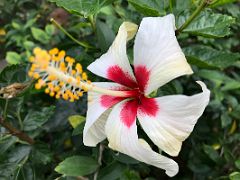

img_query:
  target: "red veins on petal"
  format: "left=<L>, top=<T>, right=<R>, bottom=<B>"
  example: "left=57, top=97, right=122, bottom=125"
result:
left=120, top=100, right=138, bottom=128
left=100, top=95, right=125, bottom=108
left=107, top=65, right=138, bottom=88
left=138, top=96, right=159, bottom=117
left=134, top=65, right=150, bottom=92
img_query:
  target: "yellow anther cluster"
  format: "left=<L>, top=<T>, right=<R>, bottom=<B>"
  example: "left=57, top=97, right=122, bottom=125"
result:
left=28, top=47, right=91, bottom=102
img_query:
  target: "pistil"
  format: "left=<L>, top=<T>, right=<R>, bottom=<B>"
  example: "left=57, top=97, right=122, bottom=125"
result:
left=46, top=66, right=134, bottom=98
left=28, top=47, right=135, bottom=101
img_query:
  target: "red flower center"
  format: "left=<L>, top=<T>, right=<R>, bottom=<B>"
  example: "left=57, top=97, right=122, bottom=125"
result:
left=100, top=65, right=159, bottom=128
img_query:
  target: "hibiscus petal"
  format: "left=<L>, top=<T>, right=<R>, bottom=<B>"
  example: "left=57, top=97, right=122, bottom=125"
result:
left=88, top=22, right=138, bottom=88
left=133, top=14, right=193, bottom=94
left=83, top=82, right=126, bottom=146
left=137, top=81, right=210, bottom=156
left=105, top=99, right=179, bottom=177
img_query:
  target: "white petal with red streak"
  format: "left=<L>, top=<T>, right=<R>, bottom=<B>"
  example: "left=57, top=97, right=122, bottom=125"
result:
left=133, top=14, right=193, bottom=94
left=87, top=22, right=138, bottom=87
left=83, top=82, right=125, bottom=146
left=105, top=99, right=179, bottom=177
left=137, top=81, right=210, bottom=156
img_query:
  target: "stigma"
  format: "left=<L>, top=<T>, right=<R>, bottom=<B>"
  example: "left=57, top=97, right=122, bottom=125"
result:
left=28, top=47, right=91, bottom=102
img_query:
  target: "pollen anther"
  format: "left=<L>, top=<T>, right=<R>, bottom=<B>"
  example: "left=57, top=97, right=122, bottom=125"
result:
left=28, top=47, right=91, bottom=102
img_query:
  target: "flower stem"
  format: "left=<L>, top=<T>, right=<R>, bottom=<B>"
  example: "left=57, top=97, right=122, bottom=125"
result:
left=93, top=144, right=104, bottom=180
left=88, top=15, right=96, bottom=33
left=169, top=0, right=173, bottom=13
left=0, top=116, right=35, bottom=144
left=3, top=99, right=9, bottom=120
left=50, top=18, right=94, bottom=49
left=176, top=0, right=212, bottom=34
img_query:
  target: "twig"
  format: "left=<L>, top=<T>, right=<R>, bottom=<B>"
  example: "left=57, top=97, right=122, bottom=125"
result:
left=93, top=144, right=104, bottom=180
left=50, top=18, right=94, bottom=49
left=0, top=117, right=35, bottom=144
left=88, top=15, right=96, bottom=33
left=176, top=0, right=212, bottom=34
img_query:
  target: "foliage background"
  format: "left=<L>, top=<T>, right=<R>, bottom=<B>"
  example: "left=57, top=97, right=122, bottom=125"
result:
left=0, top=0, right=240, bottom=179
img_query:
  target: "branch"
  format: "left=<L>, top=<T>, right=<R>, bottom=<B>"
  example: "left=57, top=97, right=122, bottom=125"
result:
left=176, top=0, right=212, bottom=34
left=0, top=117, right=35, bottom=145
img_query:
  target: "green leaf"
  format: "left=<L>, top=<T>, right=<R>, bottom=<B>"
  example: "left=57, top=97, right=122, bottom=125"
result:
left=55, top=156, right=98, bottom=176
left=0, top=136, right=17, bottom=153
left=221, top=113, right=232, bottom=128
left=72, top=121, right=85, bottom=136
left=32, top=143, right=53, bottom=165
left=235, top=160, right=240, bottom=170
left=0, top=145, right=30, bottom=179
left=7, top=145, right=31, bottom=163
left=0, top=163, right=18, bottom=178
left=49, top=0, right=115, bottom=17
left=128, top=0, right=165, bottom=16
left=23, top=18, right=36, bottom=30
left=184, top=45, right=240, bottom=69
left=45, top=24, right=55, bottom=36
left=23, top=41, right=35, bottom=50
left=96, top=20, right=115, bottom=52
left=209, top=0, right=238, bottom=8
left=12, top=21, right=22, bottom=30
left=203, top=145, right=220, bottom=162
left=177, top=10, right=235, bottom=37
left=68, top=115, right=85, bottom=128
left=198, top=70, right=240, bottom=91
left=122, top=170, right=141, bottom=180
left=6, top=51, right=21, bottom=64
left=0, top=65, right=26, bottom=84
left=23, top=106, right=55, bottom=131
left=98, top=162, right=125, bottom=180
left=113, top=152, right=139, bottom=164
left=229, top=172, right=240, bottom=180
left=31, top=27, right=50, bottom=44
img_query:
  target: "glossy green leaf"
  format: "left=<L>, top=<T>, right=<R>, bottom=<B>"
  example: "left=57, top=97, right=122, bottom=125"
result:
left=0, top=163, right=18, bottom=178
left=0, top=136, right=17, bottom=154
left=7, top=145, right=31, bottom=163
left=55, top=156, right=98, bottom=176
left=178, top=10, right=235, bottom=37
left=98, top=162, right=125, bottom=180
left=6, top=51, right=21, bottom=64
left=32, top=143, right=53, bottom=165
left=0, top=145, right=30, bottom=179
left=184, top=45, right=240, bottom=69
left=113, top=152, right=139, bottom=164
left=0, top=65, right=26, bottom=84
left=31, top=27, right=50, bottom=44
left=23, top=106, right=55, bottom=131
left=128, top=0, right=165, bottom=16
left=198, top=69, right=240, bottom=91
left=49, top=0, right=115, bottom=17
